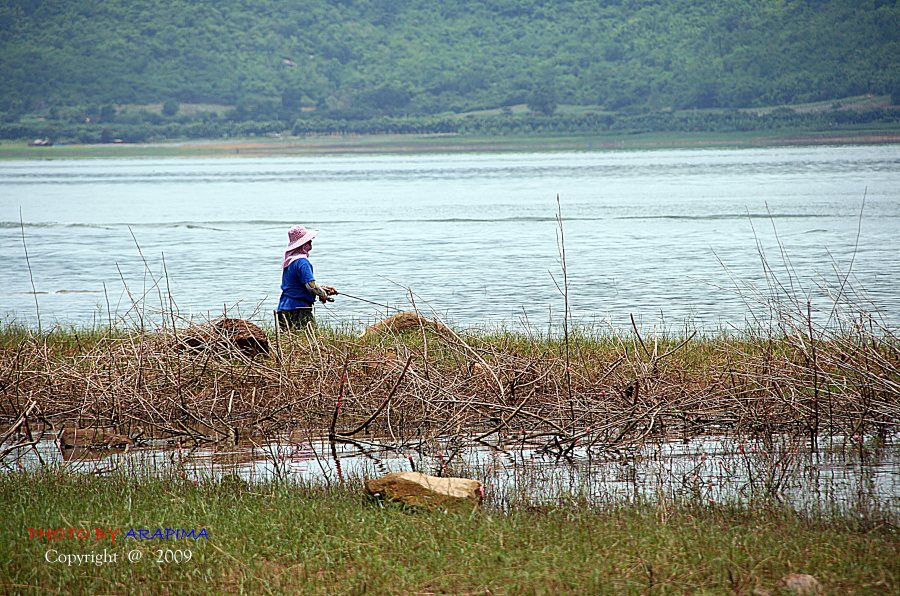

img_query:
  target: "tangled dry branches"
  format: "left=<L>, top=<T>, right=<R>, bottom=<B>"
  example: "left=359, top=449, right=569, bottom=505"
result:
left=1, top=307, right=897, bottom=457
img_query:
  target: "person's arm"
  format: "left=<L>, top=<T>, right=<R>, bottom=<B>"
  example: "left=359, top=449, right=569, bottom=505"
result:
left=305, top=280, right=337, bottom=303
left=298, top=260, right=337, bottom=303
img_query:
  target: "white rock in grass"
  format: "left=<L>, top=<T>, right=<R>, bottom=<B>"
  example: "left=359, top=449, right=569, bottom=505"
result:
left=365, top=472, right=482, bottom=509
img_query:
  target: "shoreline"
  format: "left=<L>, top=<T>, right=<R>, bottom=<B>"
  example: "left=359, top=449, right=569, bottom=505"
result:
left=2, top=325, right=896, bottom=591
left=2, top=128, right=899, bottom=160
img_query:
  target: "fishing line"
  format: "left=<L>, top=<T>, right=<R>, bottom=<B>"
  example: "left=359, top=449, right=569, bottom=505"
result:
left=335, top=292, right=403, bottom=312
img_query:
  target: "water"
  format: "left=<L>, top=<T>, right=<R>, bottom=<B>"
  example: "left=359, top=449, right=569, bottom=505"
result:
left=1, top=145, right=899, bottom=331
left=9, top=433, right=898, bottom=513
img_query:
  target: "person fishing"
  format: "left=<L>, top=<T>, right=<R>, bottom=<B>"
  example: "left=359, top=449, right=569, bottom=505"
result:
left=275, top=224, right=338, bottom=330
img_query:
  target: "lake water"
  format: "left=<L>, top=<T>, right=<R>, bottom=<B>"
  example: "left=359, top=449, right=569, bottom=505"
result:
left=1, top=145, right=898, bottom=332
left=11, top=433, right=899, bottom=513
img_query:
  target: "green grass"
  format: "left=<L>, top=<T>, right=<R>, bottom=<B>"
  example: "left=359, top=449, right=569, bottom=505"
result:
left=1, top=471, right=896, bottom=594
left=2, top=125, right=899, bottom=160
left=0, top=321, right=729, bottom=377
left=0, top=472, right=900, bottom=594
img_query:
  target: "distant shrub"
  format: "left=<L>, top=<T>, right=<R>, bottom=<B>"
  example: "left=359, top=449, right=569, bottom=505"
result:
left=162, top=100, right=180, bottom=117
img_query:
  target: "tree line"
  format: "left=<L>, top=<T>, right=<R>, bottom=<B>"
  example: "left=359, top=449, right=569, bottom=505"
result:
left=1, top=0, right=898, bottom=140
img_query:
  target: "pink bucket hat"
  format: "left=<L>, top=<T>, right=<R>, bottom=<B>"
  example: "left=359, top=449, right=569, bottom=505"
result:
left=285, top=224, right=318, bottom=251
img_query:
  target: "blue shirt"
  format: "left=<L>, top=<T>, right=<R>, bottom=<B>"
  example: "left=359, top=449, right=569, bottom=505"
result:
left=278, top=258, right=316, bottom=310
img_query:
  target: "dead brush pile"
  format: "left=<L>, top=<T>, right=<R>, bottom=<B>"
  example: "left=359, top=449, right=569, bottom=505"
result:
left=1, top=312, right=897, bottom=454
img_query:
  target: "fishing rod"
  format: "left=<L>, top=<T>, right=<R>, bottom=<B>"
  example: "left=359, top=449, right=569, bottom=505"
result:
left=333, top=291, right=403, bottom=312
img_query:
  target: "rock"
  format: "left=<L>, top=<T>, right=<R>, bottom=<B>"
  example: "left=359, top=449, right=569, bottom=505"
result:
left=179, top=318, right=269, bottom=358
left=362, top=312, right=452, bottom=338
left=365, top=472, right=482, bottom=509
left=58, top=427, right=133, bottom=449
left=779, top=573, right=822, bottom=595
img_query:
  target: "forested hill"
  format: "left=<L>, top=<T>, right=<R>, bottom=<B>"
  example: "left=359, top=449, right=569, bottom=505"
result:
left=2, top=0, right=899, bottom=141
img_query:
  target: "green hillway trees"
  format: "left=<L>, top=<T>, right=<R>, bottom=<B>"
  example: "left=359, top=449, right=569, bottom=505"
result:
left=1, top=0, right=899, bottom=141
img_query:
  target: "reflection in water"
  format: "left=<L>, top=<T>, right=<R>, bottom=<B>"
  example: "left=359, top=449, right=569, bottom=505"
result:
left=7, top=432, right=898, bottom=514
